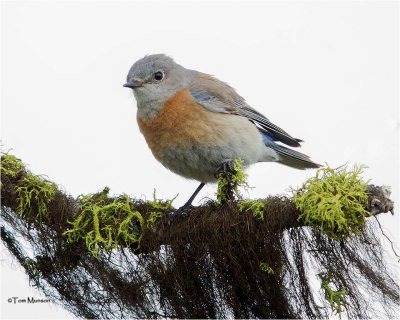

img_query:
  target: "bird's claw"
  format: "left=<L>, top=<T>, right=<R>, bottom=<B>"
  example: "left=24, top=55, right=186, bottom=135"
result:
left=215, top=160, right=234, bottom=183
left=165, top=204, right=194, bottom=226
left=174, top=204, right=194, bottom=215
left=215, top=160, right=235, bottom=202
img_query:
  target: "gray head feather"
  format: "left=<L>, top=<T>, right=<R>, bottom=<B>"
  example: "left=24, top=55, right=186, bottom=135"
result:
left=125, top=54, right=197, bottom=117
left=127, top=54, right=177, bottom=82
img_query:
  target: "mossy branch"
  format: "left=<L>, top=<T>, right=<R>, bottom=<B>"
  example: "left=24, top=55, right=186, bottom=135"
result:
left=1, top=153, right=398, bottom=319
left=1, top=154, right=394, bottom=255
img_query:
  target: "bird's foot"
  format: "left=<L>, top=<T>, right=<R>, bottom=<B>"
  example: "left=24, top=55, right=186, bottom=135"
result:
left=215, top=160, right=235, bottom=184
left=215, top=160, right=235, bottom=203
left=165, top=204, right=194, bottom=226
left=174, top=203, right=194, bottom=215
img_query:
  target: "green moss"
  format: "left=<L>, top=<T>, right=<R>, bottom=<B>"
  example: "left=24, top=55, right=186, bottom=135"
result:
left=117, top=209, right=144, bottom=247
left=64, top=190, right=143, bottom=257
left=22, top=258, right=41, bottom=286
left=146, top=211, right=163, bottom=229
left=16, top=174, right=57, bottom=222
left=216, top=159, right=248, bottom=205
left=259, top=262, right=274, bottom=274
left=319, top=268, right=347, bottom=317
left=1, top=154, right=25, bottom=178
left=293, top=165, right=370, bottom=240
left=144, top=190, right=176, bottom=229
left=148, top=189, right=176, bottom=211
left=238, top=199, right=265, bottom=221
left=1, top=154, right=57, bottom=221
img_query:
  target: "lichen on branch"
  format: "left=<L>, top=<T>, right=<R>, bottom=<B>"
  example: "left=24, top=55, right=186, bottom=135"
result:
left=1, top=153, right=398, bottom=319
left=1, top=153, right=57, bottom=223
left=63, top=190, right=144, bottom=256
left=293, top=165, right=371, bottom=240
left=319, top=267, right=348, bottom=317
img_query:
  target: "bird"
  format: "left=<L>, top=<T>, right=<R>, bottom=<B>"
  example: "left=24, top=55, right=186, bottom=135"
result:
left=124, top=54, right=320, bottom=210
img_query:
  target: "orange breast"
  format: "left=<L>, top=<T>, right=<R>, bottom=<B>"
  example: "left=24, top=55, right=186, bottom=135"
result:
left=136, top=89, right=214, bottom=161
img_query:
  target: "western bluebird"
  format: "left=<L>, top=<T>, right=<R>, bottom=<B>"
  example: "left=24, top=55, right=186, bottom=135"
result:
left=124, top=54, right=320, bottom=208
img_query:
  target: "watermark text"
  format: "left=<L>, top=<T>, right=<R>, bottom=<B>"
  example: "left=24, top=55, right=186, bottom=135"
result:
left=7, top=297, right=52, bottom=304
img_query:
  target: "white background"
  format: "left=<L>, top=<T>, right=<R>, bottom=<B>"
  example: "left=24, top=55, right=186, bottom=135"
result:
left=1, top=1, right=399, bottom=319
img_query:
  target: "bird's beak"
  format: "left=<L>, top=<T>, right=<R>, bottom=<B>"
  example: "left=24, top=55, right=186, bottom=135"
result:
left=123, top=80, right=142, bottom=89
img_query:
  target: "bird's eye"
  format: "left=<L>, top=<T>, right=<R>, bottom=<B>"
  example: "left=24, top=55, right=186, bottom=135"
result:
left=154, top=71, right=164, bottom=81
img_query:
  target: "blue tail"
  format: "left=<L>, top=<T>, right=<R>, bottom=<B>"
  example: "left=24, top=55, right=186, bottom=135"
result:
left=261, top=132, right=320, bottom=169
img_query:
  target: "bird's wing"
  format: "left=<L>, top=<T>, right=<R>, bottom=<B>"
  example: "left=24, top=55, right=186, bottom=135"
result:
left=189, top=73, right=302, bottom=147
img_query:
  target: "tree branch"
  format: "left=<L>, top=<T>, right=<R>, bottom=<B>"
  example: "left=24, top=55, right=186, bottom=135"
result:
left=0, top=153, right=394, bottom=255
left=1, top=154, right=398, bottom=319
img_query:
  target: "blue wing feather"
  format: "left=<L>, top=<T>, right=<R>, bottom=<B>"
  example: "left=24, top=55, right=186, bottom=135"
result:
left=189, top=78, right=302, bottom=147
left=190, top=90, right=214, bottom=102
left=261, top=132, right=320, bottom=168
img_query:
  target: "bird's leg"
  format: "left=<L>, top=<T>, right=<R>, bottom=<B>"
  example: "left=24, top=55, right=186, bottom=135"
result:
left=215, top=161, right=234, bottom=185
left=215, top=160, right=235, bottom=203
left=174, top=182, right=206, bottom=214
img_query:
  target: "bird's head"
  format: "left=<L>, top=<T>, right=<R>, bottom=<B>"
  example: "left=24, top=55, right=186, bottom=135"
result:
left=124, top=54, right=195, bottom=116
